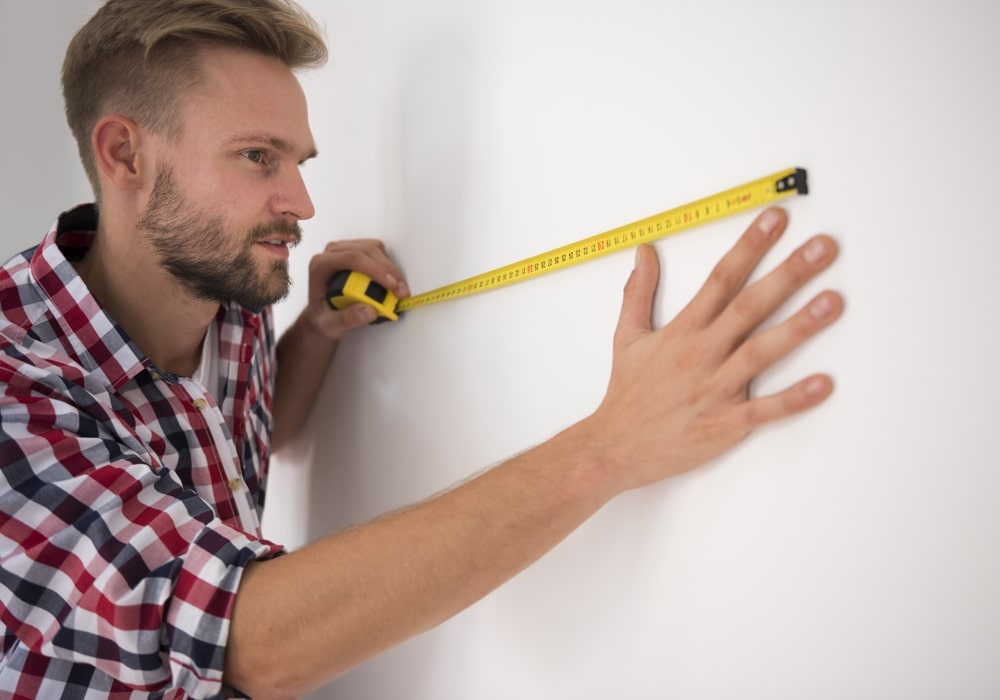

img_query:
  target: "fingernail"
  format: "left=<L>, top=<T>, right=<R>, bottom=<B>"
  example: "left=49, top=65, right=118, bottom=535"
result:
left=758, top=209, right=782, bottom=236
left=809, top=293, right=834, bottom=318
left=803, top=238, right=827, bottom=264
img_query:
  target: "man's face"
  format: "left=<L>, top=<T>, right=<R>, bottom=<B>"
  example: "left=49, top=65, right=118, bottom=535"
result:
left=138, top=162, right=300, bottom=308
left=138, top=46, right=317, bottom=308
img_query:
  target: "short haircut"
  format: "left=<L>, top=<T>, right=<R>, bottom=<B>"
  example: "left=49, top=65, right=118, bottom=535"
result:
left=62, top=0, right=328, bottom=197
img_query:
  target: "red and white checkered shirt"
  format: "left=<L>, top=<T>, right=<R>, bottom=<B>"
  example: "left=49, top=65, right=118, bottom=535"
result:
left=0, top=205, right=284, bottom=699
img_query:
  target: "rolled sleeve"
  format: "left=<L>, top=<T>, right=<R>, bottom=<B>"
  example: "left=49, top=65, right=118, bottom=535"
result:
left=163, top=522, right=278, bottom=697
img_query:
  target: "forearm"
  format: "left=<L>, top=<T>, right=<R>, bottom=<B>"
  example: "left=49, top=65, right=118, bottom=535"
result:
left=233, top=212, right=844, bottom=698
left=224, top=417, right=615, bottom=698
left=271, top=311, right=339, bottom=452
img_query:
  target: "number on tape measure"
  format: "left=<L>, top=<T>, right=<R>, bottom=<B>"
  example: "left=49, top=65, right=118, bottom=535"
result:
left=327, top=167, right=808, bottom=322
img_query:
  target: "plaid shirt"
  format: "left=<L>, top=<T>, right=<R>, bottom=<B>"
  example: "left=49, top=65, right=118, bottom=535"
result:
left=0, top=205, right=284, bottom=699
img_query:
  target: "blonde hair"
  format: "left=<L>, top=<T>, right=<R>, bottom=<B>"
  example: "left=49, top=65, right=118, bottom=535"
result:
left=62, top=0, right=328, bottom=196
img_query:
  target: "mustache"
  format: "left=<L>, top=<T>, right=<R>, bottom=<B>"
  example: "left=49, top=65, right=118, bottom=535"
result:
left=249, top=220, right=303, bottom=246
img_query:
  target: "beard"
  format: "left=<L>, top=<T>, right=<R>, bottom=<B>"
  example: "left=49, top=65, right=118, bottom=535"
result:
left=137, top=164, right=300, bottom=308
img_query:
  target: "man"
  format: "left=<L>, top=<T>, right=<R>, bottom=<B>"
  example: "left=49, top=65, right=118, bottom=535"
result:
left=0, top=0, right=843, bottom=698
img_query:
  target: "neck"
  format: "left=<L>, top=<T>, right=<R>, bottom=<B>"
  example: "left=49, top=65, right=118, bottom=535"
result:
left=73, top=208, right=220, bottom=377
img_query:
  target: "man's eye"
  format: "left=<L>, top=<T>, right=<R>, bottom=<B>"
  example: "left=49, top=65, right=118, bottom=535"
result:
left=242, top=150, right=266, bottom=165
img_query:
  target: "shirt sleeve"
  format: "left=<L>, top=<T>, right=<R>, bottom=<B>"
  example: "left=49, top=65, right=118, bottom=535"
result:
left=0, top=383, right=283, bottom=698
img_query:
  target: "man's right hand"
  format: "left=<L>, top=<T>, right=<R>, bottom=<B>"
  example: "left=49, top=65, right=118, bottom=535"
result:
left=584, top=206, right=843, bottom=494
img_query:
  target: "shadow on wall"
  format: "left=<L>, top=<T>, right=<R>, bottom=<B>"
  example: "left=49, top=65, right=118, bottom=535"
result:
left=301, top=31, right=481, bottom=700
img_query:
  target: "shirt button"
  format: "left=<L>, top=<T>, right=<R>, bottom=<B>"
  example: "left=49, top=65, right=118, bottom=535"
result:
left=193, top=398, right=208, bottom=410
left=228, top=478, right=243, bottom=492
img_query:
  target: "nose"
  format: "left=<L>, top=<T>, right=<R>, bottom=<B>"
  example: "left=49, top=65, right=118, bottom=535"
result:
left=273, top=165, right=316, bottom=221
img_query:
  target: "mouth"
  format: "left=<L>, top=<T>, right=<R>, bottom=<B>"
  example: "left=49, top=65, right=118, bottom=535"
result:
left=250, top=221, right=301, bottom=259
left=254, top=238, right=296, bottom=258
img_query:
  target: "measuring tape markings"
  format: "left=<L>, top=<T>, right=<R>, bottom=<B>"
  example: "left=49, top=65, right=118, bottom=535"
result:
left=327, top=167, right=808, bottom=321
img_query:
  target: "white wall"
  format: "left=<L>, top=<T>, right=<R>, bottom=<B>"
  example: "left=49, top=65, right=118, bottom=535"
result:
left=1, top=1, right=100, bottom=247
left=275, top=1, right=1000, bottom=698
left=5, top=1, right=999, bottom=699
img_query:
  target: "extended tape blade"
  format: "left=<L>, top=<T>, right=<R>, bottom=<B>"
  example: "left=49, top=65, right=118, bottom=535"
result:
left=397, top=167, right=807, bottom=312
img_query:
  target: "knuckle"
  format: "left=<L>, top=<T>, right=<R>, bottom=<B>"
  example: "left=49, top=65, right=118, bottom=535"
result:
left=738, top=336, right=771, bottom=371
left=730, top=289, right=760, bottom=321
left=708, top=261, right=738, bottom=290
left=739, top=400, right=764, bottom=429
left=779, top=252, right=819, bottom=288
left=770, top=266, right=806, bottom=295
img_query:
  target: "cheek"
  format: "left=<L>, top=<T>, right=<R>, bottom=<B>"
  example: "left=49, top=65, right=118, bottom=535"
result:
left=173, top=158, right=273, bottom=227
left=218, top=180, right=274, bottom=224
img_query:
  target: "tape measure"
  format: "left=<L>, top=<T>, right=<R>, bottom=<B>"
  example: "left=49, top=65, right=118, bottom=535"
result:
left=327, top=166, right=808, bottom=322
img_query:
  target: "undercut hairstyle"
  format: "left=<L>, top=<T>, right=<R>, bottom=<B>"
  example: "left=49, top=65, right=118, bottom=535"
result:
left=61, top=0, right=328, bottom=197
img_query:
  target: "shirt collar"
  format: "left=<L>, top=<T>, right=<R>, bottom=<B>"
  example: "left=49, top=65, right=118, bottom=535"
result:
left=26, top=204, right=151, bottom=389
left=28, top=204, right=264, bottom=390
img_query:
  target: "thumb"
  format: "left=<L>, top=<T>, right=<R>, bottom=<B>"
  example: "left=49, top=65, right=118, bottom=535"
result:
left=615, top=244, right=660, bottom=342
left=313, top=301, right=379, bottom=340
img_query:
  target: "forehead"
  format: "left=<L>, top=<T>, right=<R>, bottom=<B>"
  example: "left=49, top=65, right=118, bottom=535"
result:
left=178, top=46, right=316, bottom=157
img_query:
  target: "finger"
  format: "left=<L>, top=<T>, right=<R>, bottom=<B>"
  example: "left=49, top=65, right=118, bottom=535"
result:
left=325, top=247, right=407, bottom=297
left=713, top=234, right=839, bottom=349
left=614, top=244, right=660, bottom=344
left=725, top=373, right=836, bottom=433
left=313, top=301, right=380, bottom=337
left=315, top=239, right=403, bottom=287
left=715, top=289, right=844, bottom=393
left=309, top=244, right=409, bottom=300
left=678, top=207, right=788, bottom=327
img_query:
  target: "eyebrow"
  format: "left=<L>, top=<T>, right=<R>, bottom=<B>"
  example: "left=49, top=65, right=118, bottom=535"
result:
left=226, top=133, right=319, bottom=162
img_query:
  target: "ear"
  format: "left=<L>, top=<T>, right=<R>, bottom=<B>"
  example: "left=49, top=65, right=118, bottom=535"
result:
left=92, top=114, right=147, bottom=192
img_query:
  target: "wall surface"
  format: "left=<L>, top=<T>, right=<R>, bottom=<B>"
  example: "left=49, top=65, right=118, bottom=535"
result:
left=4, top=1, right=999, bottom=699
left=1, top=0, right=100, bottom=240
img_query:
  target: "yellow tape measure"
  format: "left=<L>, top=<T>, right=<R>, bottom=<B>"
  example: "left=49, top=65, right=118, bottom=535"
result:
left=328, top=167, right=808, bottom=322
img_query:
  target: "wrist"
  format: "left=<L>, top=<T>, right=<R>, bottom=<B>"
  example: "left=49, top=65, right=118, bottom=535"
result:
left=539, top=417, right=627, bottom=507
left=281, top=309, right=339, bottom=360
